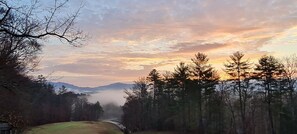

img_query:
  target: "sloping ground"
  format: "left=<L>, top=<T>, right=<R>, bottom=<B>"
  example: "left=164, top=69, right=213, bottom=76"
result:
left=103, top=120, right=126, bottom=131
left=25, top=121, right=123, bottom=134
left=133, top=131, right=178, bottom=134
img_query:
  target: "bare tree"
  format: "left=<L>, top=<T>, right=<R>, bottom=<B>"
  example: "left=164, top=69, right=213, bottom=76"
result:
left=0, top=0, right=85, bottom=45
left=282, top=54, right=297, bottom=118
left=0, top=0, right=85, bottom=92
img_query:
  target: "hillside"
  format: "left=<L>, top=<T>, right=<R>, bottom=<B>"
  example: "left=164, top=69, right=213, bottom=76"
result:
left=25, top=121, right=123, bottom=134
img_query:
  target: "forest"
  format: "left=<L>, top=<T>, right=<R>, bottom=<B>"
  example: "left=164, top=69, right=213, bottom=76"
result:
left=0, top=0, right=103, bottom=132
left=122, top=52, right=297, bottom=134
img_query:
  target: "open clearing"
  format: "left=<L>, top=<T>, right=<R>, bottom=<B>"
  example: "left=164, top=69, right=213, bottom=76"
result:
left=25, top=121, right=123, bottom=134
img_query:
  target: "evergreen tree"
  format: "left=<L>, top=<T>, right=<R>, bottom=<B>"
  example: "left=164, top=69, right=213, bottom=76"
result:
left=147, top=69, right=163, bottom=129
left=224, top=51, right=251, bottom=134
left=172, top=62, right=190, bottom=131
left=191, top=52, right=219, bottom=134
left=122, top=78, right=152, bottom=131
left=255, top=55, right=284, bottom=134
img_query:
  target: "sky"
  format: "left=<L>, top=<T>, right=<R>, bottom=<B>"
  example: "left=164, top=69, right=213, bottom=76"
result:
left=31, top=0, right=297, bottom=87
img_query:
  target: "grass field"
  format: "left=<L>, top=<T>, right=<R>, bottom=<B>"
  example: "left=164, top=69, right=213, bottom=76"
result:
left=132, top=131, right=177, bottom=134
left=25, top=121, right=123, bottom=134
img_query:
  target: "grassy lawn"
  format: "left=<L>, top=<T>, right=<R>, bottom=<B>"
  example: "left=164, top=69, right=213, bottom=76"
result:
left=25, top=121, right=123, bottom=134
left=132, top=131, right=177, bottom=134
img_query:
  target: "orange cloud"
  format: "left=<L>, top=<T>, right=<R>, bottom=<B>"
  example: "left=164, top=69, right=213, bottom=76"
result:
left=31, top=0, right=297, bottom=86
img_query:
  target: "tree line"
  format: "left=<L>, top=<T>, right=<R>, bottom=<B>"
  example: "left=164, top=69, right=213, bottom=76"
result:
left=0, top=75, right=104, bottom=129
left=122, top=52, right=297, bottom=134
left=0, top=0, right=104, bottom=131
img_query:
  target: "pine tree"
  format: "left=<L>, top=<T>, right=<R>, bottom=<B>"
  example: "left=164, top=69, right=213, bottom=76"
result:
left=191, top=52, right=219, bottom=134
left=147, top=69, right=163, bottom=129
left=173, top=62, right=190, bottom=131
left=224, top=51, right=251, bottom=134
left=255, top=55, right=284, bottom=134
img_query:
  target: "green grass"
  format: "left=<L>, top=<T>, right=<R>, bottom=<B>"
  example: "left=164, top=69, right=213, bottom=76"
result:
left=25, top=121, right=123, bottom=134
left=132, top=131, right=177, bottom=134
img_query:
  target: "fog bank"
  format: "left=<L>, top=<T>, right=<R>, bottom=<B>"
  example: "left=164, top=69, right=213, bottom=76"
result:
left=87, top=89, right=127, bottom=106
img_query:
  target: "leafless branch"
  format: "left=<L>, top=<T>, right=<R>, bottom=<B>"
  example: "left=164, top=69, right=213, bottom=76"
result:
left=0, top=0, right=85, bottom=46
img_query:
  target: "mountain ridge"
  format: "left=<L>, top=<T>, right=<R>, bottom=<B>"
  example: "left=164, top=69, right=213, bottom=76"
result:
left=50, top=82, right=133, bottom=93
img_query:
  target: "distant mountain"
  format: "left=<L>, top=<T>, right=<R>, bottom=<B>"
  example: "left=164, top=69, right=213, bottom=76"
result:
left=50, top=82, right=133, bottom=94
left=95, top=82, right=133, bottom=90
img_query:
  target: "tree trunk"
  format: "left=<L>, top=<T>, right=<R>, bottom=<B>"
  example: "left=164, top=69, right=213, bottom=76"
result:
left=267, top=84, right=276, bottom=134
